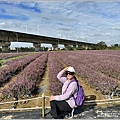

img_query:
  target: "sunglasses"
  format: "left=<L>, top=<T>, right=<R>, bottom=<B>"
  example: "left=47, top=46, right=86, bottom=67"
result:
left=65, top=71, right=75, bottom=75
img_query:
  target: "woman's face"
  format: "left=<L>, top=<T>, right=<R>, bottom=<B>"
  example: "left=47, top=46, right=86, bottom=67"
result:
left=65, top=71, right=75, bottom=80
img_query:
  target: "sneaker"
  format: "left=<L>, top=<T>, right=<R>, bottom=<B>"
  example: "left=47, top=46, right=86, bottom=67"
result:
left=64, top=114, right=73, bottom=119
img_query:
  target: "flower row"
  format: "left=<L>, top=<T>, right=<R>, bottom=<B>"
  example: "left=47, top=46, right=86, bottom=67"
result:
left=1, top=52, right=48, bottom=99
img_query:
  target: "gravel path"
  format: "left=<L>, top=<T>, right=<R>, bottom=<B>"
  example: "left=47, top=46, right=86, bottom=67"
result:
left=0, top=105, right=120, bottom=119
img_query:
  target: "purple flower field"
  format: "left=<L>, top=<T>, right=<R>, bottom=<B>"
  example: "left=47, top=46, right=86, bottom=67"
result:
left=0, top=50, right=119, bottom=101
left=0, top=52, right=43, bottom=85
left=54, top=50, right=119, bottom=95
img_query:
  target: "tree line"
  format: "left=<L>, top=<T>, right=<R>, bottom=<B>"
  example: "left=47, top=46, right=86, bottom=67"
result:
left=90, top=41, right=120, bottom=50
left=66, top=41, right=120, bottom=50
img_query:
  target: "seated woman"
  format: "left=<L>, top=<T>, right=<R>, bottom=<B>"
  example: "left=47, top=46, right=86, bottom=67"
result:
left=49, top=66, right=78, bottom=119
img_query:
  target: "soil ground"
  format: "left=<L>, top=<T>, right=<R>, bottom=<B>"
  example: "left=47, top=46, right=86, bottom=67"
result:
left=0, top=104, right=120, bottom=119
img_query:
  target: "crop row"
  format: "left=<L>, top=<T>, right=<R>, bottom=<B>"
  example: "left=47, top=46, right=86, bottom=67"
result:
left=0, top=52, right=43, bottom=85
left=87, top=59, right=120, bottom=80
left=56, top=50, right=120, bottom=80
left=55, top=51, right=118, bottom=95
left=2, top=53, right=37, bottom=65
left=48, top=52, right=64, bottom=95
left=84, top=50, right=120, bottom=56
left=0, top=52, right=28, bottom=60
left=1, top=52, right=48, bottom=99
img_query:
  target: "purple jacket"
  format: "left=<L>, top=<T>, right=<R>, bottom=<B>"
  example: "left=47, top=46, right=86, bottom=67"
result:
left=54, top=69, right=78, bottom=108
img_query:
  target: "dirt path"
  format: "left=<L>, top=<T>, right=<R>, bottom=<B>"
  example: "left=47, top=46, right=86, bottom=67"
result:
left=118, top=81, right=120, bottom=87
left=36, top=62, right=50, bottom=106
left=37, top=63, right=50, bottom=96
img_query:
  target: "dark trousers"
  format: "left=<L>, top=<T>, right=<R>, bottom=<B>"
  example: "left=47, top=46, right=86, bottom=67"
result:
left=50, top=100, right=72, bottom=118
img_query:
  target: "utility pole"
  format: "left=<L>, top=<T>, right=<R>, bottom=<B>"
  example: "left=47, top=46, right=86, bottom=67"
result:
left=13, top=32, right=19, bottom=53
left=37, top=25, right=40, bottom=35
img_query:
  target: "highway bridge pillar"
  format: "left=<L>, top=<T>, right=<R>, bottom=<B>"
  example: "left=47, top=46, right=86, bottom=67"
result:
left=52, top=44, right=58, bottom=50
left=73, top=45, right=77, bottom=50
left=0, top=42, right=11, bottom=52
left=33, top=43, right=40, bottom=52
left=64, top=44, right=68, bottom=50
left=85, top=44, right=89, bottom=50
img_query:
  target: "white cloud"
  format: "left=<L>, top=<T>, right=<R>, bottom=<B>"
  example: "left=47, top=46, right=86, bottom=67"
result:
left=0, top=21, right=7, bottom=27
left=0, top=1, right=120, bottom=47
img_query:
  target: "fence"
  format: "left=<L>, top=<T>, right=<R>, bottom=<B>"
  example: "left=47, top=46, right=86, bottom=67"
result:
left=0, top=93, right=120, bottom=118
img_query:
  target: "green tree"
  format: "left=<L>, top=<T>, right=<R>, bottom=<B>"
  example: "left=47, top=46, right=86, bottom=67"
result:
left=66, top=45, right=74, bottom=50
left=76, top=46, right=86, bottom=50
left=108, top=44, right=120, bottom=50
left=96, top=41, right=107, bottom=50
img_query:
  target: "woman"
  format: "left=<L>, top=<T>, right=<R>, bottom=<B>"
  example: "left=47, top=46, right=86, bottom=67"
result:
left=49, top=66, right=78, bottom=119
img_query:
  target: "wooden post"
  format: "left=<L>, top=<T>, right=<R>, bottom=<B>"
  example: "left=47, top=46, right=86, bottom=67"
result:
left=42, top=93, right=45, bottom=118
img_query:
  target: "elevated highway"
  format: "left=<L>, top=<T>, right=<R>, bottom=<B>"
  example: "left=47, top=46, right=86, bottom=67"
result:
left=0, top=29, right=95, bottom=52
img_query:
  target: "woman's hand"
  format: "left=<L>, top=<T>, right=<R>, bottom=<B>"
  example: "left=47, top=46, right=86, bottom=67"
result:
left=50, top=95, right=54, bottom=101
left=64, top=66, right=71, bottom=72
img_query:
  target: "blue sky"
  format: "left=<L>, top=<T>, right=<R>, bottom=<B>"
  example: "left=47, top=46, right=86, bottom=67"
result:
left=0, top=1, right=120, bottom=48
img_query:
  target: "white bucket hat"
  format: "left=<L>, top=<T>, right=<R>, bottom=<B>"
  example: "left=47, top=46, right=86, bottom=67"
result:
left=66, top=67, right=75, bottom=73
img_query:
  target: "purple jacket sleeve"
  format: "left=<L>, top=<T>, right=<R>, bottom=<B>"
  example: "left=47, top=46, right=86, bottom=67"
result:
left=57, top=69, right=67, bottom=83
left=54, top=82, right=77, bottom=101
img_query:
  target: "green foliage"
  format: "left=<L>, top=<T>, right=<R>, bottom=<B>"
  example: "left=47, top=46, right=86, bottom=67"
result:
left=96, top=41, right=107, bottom=50
left=66, top=45, right=74, bottom=50
left=108, top=44, right=120, bottom=50
left=76, top=46, right=86, bottom=50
